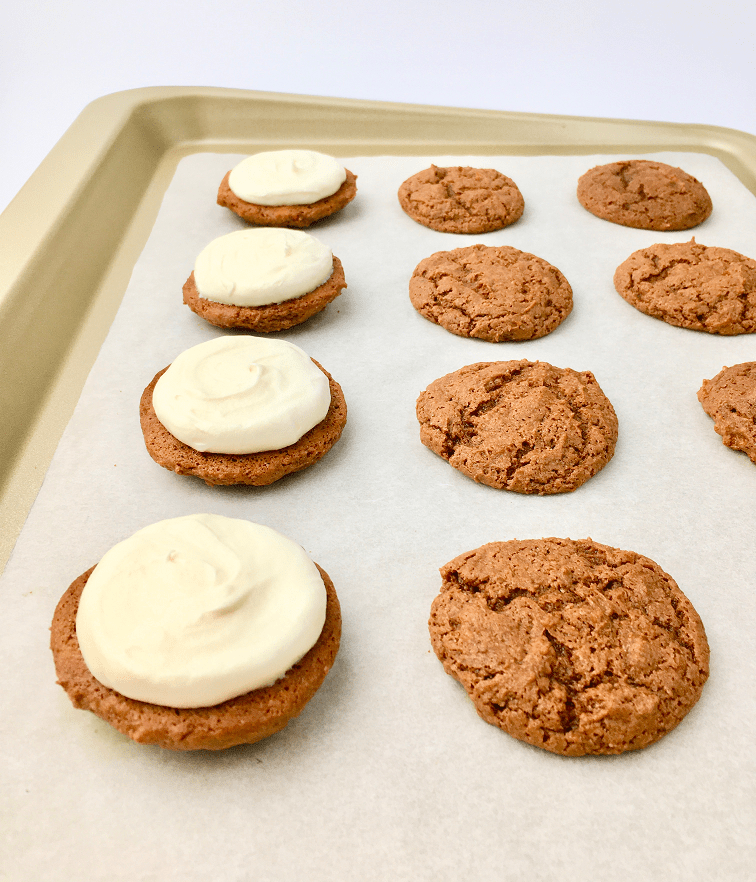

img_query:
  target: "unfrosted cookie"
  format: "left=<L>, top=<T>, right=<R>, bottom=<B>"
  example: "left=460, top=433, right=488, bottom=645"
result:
left=218, top=150, right=357, bottom=228
left=613, top=239, right=756, bottom=334
left=51, top=563, right=340, bottom=751
left=577, top=160, right=712, bottom=230
left=140, top=359, right=346, bottom=486
left=409, top=244, right=572, bottom=341
left=429, top=537, right=709, bottom=756
left=398, top=165, right=524, bottom=234
left=416, top=360, right=617, bottom=494
left=698, top=362, right=756, bottom=462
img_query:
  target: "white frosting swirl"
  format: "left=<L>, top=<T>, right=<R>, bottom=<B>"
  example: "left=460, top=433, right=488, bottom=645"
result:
left=152, top=336, right=331, bottom=454
left=75, top=514, right=327, bottom=708
left=194, top=228, right=333, bottom=307
left=228, top=149, right=346, bottom=206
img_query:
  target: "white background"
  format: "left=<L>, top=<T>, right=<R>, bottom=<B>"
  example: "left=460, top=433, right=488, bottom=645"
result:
left=1, top=0, right=755, bottom=213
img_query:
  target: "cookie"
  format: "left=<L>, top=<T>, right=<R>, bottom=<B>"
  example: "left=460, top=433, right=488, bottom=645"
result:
left=577, top=160, right=712, bottom=230
left=613, top=239, right=756, bottom=334
left=698, top=362, right=756, bottom=462
left=51, top=563, right=340, bottom=751
left=409, top=244, right=572, bottom=341
left=184, top=227, right=347, bottom=333
left=398, top=165, right=524, bottom=234
left=217, top=149, right=357, bottom=228
left=429, top=537, right=709, bottom=756
left=140, top=351, right=347, bottom=487
left=416, top=360, right=617, bottom=494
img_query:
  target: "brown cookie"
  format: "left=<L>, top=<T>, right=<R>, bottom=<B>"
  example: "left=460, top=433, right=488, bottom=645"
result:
left=398, top=165, right=524, bottom=234
left=429, top=537, right=709, bottom=756
left=183, top=256, right=346, bottom=333
left=51, top=564, right=340, bottom=751
left=698, top=362, right=756, bottom=462
left=416, top=360, right=617, bottom=494
left=613, top=239, right=756, bottom=335
left=577, top=160, right=712, bottom=230
left=409, top=244, right=572, bottom=341
left=217, top=169, right=357, bottom=228
left=140, top=361, right=347, bottom=486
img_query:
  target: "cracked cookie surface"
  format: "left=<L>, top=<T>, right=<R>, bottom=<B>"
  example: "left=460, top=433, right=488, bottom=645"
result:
left=698, top=362, right=756, bottom=462
left=409, top=244, right=572, bottom=341
left=398, top=165, right=524, bottom=234
left=577, top=160, right=712, bottom=230
left=429, top=538, right=709, bottom=756
left=416, top=361, right=617, bottom=494
left=614, top=239, right=756, bottom=334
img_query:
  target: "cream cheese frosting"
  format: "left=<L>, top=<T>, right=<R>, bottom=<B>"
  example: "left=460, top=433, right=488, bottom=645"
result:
left=228, top=149, right=346, bottom=206
left=152, top=336, right=331, bottom=454
left=75, top=514, right=327, bottom=708
left=193, top=228, right=333, bottom=307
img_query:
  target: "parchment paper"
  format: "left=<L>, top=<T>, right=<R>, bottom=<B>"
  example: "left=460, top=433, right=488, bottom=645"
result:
left=3, top=152, right=756, bottom=881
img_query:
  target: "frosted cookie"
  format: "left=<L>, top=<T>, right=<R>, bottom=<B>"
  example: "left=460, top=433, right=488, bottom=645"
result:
left=398, top=165, right=524, bottom=234
left=140, top=337, right=347, bottom=486
left=409, top=244, right=572, bottom=341
left=416, top=360, right=617, bottom=494
left=577, top=160, right=712, bottom=230
left=698, top=362, right=756, bottom=462
left=613, top=239, right=756, bottom=335
left=183, top=228, right=347, bottom=332
left=218, top=150, right=357, bottom=227
left=429, top=537, right=709, bottom=756
left=50, top=515, right=341, bottom=750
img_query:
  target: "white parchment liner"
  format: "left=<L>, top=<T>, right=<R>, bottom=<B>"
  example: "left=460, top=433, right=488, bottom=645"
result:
left=2, top=152, right=755, bottom=880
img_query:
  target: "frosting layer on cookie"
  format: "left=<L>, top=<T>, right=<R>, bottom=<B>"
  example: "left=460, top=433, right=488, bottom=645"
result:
left=75, top=514, right=328, bottom=708
left=152, top=336, right=331, bottom=453
left=228, top=150, right=346, bottom=206
left=194, top=228, right=333, bottom=306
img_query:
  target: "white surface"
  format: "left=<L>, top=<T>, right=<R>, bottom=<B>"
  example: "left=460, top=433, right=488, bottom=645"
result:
left=2, top=151, right=756, bottom=880
left=1, top=0, right=756, bottom=214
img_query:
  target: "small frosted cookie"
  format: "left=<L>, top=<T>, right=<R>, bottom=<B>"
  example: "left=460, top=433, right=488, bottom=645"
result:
left=577, top=159, right=712, bottom=230
left=218, top=149, right=357, bottom=227
left=140, top=337, right=347, bottom=486
left=50, top=515, right=341, bottom=750
left=613, top=239, right=756, bottom=334
left=184, top=228, right=347, bottom=332
left=698, top=362, right=756, bottom=462
left=398, top=165, right=524, bottom=234
left=416, top=360, right=617, bottom=494
left=409, top=244, right=572, bottom=341
left=429, top=537, right=709, bottom=756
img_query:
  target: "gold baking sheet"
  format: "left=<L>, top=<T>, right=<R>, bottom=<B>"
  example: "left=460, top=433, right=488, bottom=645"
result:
left=2, top=86, right=756, bottom=573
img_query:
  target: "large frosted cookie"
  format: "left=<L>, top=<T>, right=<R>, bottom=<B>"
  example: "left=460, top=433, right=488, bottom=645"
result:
left=218, top=150, right=357, bottom=227
left=184, top=228, right=347, bottom=332
left=416, top=360, right=617, bottom=494
left=51, top=516, right=341, bottom=751
left=140, top=338, right=347, bottom=486
left=429, top=537, right=710, bottom=756
left=398, top=165, right=524, bottom=234
left=409, top=244, right=572, bottom=341
left=577, top=160, right=712, bottom=230
left=613, top=239, right=756, bottom=334
left=698, top=362, right=756, bottom=462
